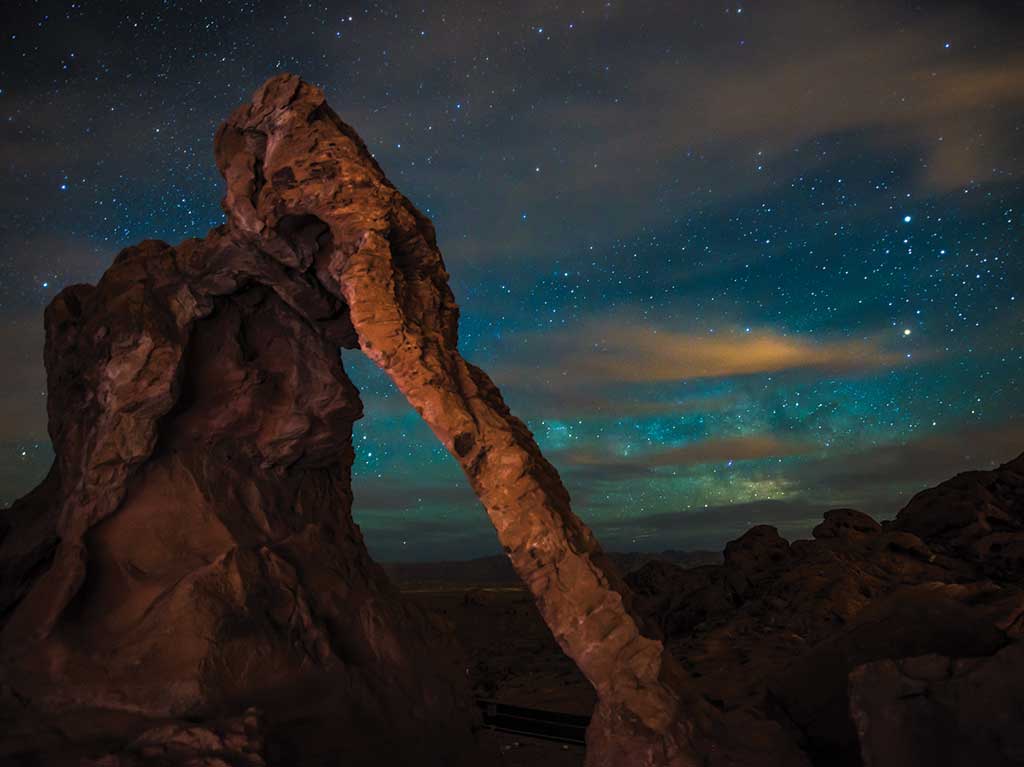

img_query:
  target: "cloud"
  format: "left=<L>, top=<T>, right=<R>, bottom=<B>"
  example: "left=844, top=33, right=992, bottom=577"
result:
left=0, top=235, right=108, bottom=295
left=782, top=421, right=1024, bottom=514
left=350, top=475, right=497, bottom=561
left=496, top=320, right=911, bottom=388
left=500, top=387, right=740, bottom=420
left=532, top=5, right=1024, bottom=202
left=352, top=474, right=476, bottom=514
left=0, top=235, right=114, bottom=446
left=580, top=421, right=1024, bottom=552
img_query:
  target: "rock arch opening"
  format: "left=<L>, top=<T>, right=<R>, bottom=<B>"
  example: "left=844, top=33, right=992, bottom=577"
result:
left=0, top=75, right=807, bottom=767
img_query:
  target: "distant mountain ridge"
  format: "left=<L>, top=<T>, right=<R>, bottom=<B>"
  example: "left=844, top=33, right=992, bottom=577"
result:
left=383, top=549, right=722, bottom=586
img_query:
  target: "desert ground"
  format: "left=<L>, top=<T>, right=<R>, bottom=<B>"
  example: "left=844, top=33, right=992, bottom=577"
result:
left=401, top=584, right=592, bottom=766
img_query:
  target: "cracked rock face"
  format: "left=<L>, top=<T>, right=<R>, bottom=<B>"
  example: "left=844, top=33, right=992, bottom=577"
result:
left=849, top=641, right=1024, bottom=767
left=0, top=79, right=484, bottom=766
left=0, top=74, right=802, bottom=766
left=0, top=262, right=482, bottom=765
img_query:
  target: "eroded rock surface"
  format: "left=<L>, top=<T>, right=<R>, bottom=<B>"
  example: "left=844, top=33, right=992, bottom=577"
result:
left=0, top=269, right=482, bottom=765
left=627, top=453, right=1024, bottom=766
left=212, top=75, right=714, bottom=767
left=0, top=79, right=483, bottom=767
left=5, top=72, right=1014, bottom=767
left=0, top=74, right=791, bottom=766
left=81, top=708, right=268, bottom=767
left=849, top=641, right=1024, bottom=767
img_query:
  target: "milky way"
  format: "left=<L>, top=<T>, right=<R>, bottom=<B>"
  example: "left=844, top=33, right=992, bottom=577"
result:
left=2, top=0, right=1022, bottom=559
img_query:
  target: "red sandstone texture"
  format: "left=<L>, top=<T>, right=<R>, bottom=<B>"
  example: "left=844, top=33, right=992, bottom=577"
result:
left=0, top=75, right=761, bottom=766
left=1, top=74, right=1021, bottom=767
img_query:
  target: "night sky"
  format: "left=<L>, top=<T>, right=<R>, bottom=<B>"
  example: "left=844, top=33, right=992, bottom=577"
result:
left=2, top=1, right=1022, bottom=561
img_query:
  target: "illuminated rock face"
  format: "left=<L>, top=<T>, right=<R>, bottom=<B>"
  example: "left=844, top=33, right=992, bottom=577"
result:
left=0, top=80, right=474, bottom=766
left=210, top=75, right=797, bottom=766
left=0, top=247, right=483, bottom=765
left=0, top=75, right=806, bottom=766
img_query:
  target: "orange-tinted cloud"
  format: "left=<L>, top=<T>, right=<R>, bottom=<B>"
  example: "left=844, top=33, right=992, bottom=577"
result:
left=504, top=321, right=911, bottom=387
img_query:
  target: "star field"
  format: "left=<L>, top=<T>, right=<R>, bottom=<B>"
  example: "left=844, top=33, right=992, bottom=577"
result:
left=1, top=0, right=1022, bottom=559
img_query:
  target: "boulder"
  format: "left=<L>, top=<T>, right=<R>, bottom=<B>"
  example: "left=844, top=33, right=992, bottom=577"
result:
left=850, top=641, right=1024, bottom=767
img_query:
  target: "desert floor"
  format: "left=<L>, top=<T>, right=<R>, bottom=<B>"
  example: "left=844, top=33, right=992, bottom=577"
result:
left=403, top=585, right=593, bottom=766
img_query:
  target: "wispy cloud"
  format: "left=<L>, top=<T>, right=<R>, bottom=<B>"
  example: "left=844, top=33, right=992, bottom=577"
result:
left=497, top=320, right=914, bottom=389
left=579, top=423, right=1024, bottom=551
left=499, top=387, right=740, bottom=420
left=526, top=5, right=1024, bottom=204
left=558, top=435, right=811, bottom=477
left=782, top=422, right=1024, bottom=512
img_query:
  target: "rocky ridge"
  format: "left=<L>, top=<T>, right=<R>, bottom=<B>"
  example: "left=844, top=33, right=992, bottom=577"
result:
left=626, top=453, right=1024, bottom=766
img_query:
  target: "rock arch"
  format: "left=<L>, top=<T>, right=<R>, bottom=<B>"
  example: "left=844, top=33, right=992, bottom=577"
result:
left=0, top=76, right=804, bottom=766
left=215, top=73, right=699, bottom=764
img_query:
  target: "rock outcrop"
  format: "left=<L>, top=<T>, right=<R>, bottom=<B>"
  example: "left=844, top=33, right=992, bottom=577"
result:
left=6, top=72, right=1014, bottom=767
left=0, top=74, right=800, bottom=766
left=214, top=74, right=714, bottom=767
left=893, top=451, right=1024, bottom=579
left=627, top=453, right=1024, bottom=766
left=849, top=640, right=1024, bottom=767
left=0, top=252, right=481, bottom=764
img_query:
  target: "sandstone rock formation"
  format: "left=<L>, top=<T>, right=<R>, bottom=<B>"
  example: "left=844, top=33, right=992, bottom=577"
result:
left=0, top=249, right=481, bottom=764
left=6, top=71, right=1012, bottom=767
left=627, top=453, right=1024, bottom=766
left=0, top=75, right=806, bottom=766
left=849, top=640, right=1024, bottom=767
left=215, top=74, right=711, bottom=767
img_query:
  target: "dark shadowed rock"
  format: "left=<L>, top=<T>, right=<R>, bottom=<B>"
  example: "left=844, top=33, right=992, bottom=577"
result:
left=0, top=75, right=808, bottom=767
left=626, top=454, right=1024, bottom=766
left=723, top=525, right=793, bottom=593
left=813, top=508, right=881, bottom=541
left=850, top=641, right=1024, bottom=767
left=0, top=78, right=484, bottom=766
left=894, top=453, right=1024, bottom=579
left=81, top=708, right=268, bottom=767
left=770, top=582, right=1013, bottom=758
left=0, top=273, right=482, bottom=765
